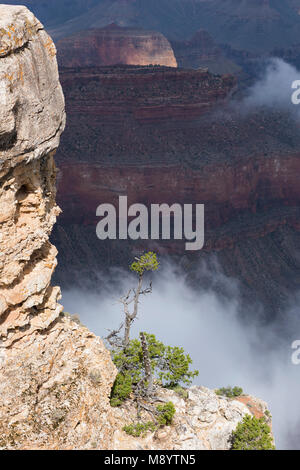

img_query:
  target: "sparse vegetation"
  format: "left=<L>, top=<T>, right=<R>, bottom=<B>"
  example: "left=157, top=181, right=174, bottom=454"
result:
left=110, top=333, right=198, bottom=406
left=264, top=410, right=272, bottom=419
left=110, top=371, right=133, bottom=407
left=123, top=421, right=157, bottom=437
left=215, top=386, right=243, bottom=398
left=231, top=415, right=275, bottom=450
left=107, top=252, right=198, bottom=409
left=122, top=402, right=175, bottom=437
left=156, top=402, right=176, bottom=426
left=167, top=384, right=189, bottom=400
left=106, top=252, right=198, bottom=436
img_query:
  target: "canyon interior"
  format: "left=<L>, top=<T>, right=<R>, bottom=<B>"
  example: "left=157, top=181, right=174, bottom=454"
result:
left=52, top=62, right=300, bottom=316
left=0, top=5, right=274, bottom=450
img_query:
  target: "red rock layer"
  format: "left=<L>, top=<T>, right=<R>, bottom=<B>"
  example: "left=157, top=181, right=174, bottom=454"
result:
left=57, top=24, right=177, bottom=68
left=52, top=65, right=300, bottom=312
left=56, top=155, right=300, bottom=249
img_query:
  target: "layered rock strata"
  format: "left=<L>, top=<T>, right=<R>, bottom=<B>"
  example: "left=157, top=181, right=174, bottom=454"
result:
left=57, top=24, right=177, bottom=68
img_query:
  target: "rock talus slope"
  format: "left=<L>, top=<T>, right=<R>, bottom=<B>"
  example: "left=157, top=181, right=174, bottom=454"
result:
left=0, top=5, right=272, bottom=450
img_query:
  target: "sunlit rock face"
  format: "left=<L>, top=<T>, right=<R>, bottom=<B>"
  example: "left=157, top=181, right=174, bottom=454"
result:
left=112, top=386, right=273, bottom=451
left=0, top=4, right=65, bottom=344
left=57, top=24, right=177, bottom=68
left=0, top=5, right=116, bottom=450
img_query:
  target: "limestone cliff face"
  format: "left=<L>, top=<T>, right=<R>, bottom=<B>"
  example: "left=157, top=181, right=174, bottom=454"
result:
left=0, top=5, right=116, bottom=450
left=0, top=2, right=64, bottom=342
left=57, top=24, right=177, bottom=68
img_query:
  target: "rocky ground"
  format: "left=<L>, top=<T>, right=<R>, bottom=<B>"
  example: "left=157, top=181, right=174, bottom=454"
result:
left=112, top=385, right=271, bottom=451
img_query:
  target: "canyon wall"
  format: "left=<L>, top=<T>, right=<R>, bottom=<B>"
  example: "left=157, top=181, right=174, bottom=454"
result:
left=171, top=31, right=240, bottom=75
left=57, top=24, right=177, bottom=68
left=53, top=64, right=300, bottom=314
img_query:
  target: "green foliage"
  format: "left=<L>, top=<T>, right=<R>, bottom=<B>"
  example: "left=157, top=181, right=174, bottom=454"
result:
left=215, top=386, right=243, bottom=398
left=110, top=333, right=199, bottom=406
left=167, top=384, right=189, bottom=400
left=123, top=421, right=157, bottom=437
left=231, top=415, right=275, bottom=450
left=158, top=345, right=199, bottom=387
left=264, top=409, right=272, bottom=419
left=130, top=252, right=159, bottom=276
left=156, top=402, right=176, bottom=426
left=122, top=403, right=176, bottom=436
left=110, top=371, right=133, bottom=407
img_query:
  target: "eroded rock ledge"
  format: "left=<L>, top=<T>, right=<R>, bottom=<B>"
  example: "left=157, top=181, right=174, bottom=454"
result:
left=0, top=5, right=272, bottom=450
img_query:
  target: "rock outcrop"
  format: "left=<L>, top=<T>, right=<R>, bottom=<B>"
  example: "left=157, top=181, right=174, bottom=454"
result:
left=0, top=5, right=273, bottom=450
left=0, top=5, right=116, bottom=450
left=112, top=386, right=272, bottom=451
left=57, top=25, right=177, bottom=68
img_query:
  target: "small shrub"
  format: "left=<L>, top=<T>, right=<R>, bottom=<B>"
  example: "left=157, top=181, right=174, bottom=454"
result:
left=264, top=410, right=272, bottom=419
left=167, top=384, right=189, bottom=400
left=158, top=345, right=199, bottom=387
left=156, top=402, right=176, bottom=426
left=215, top=386, right=243, bottom=398
left=130, top=252, right=159, bottom=276
left=231, top=415, right=275, bottom=450
left=110, top=371, right=132, bottom=407
left=123, top=421, right=157, bottom=437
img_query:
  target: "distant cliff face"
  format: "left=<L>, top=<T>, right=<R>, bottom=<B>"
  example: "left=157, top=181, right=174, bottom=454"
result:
left=52, top=64, right=300, bottom=313
left=171, top=30, right=240, bottom=75
left=57, top=25, right=177, bottom=68
left=11, top=0, right=300, bottom=54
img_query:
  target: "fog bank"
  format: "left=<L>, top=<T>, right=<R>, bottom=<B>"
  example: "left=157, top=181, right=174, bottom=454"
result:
left=62, top=262, right=300, bottom=449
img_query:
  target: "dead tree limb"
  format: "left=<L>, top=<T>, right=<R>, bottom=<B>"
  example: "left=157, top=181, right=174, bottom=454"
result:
left=140, top=331, right=154, bottom=396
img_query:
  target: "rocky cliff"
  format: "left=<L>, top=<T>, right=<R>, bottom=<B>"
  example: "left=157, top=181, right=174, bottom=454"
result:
left=57, top=24, right=177, bottom=68
left=0, top=6, right=273, bottom=450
